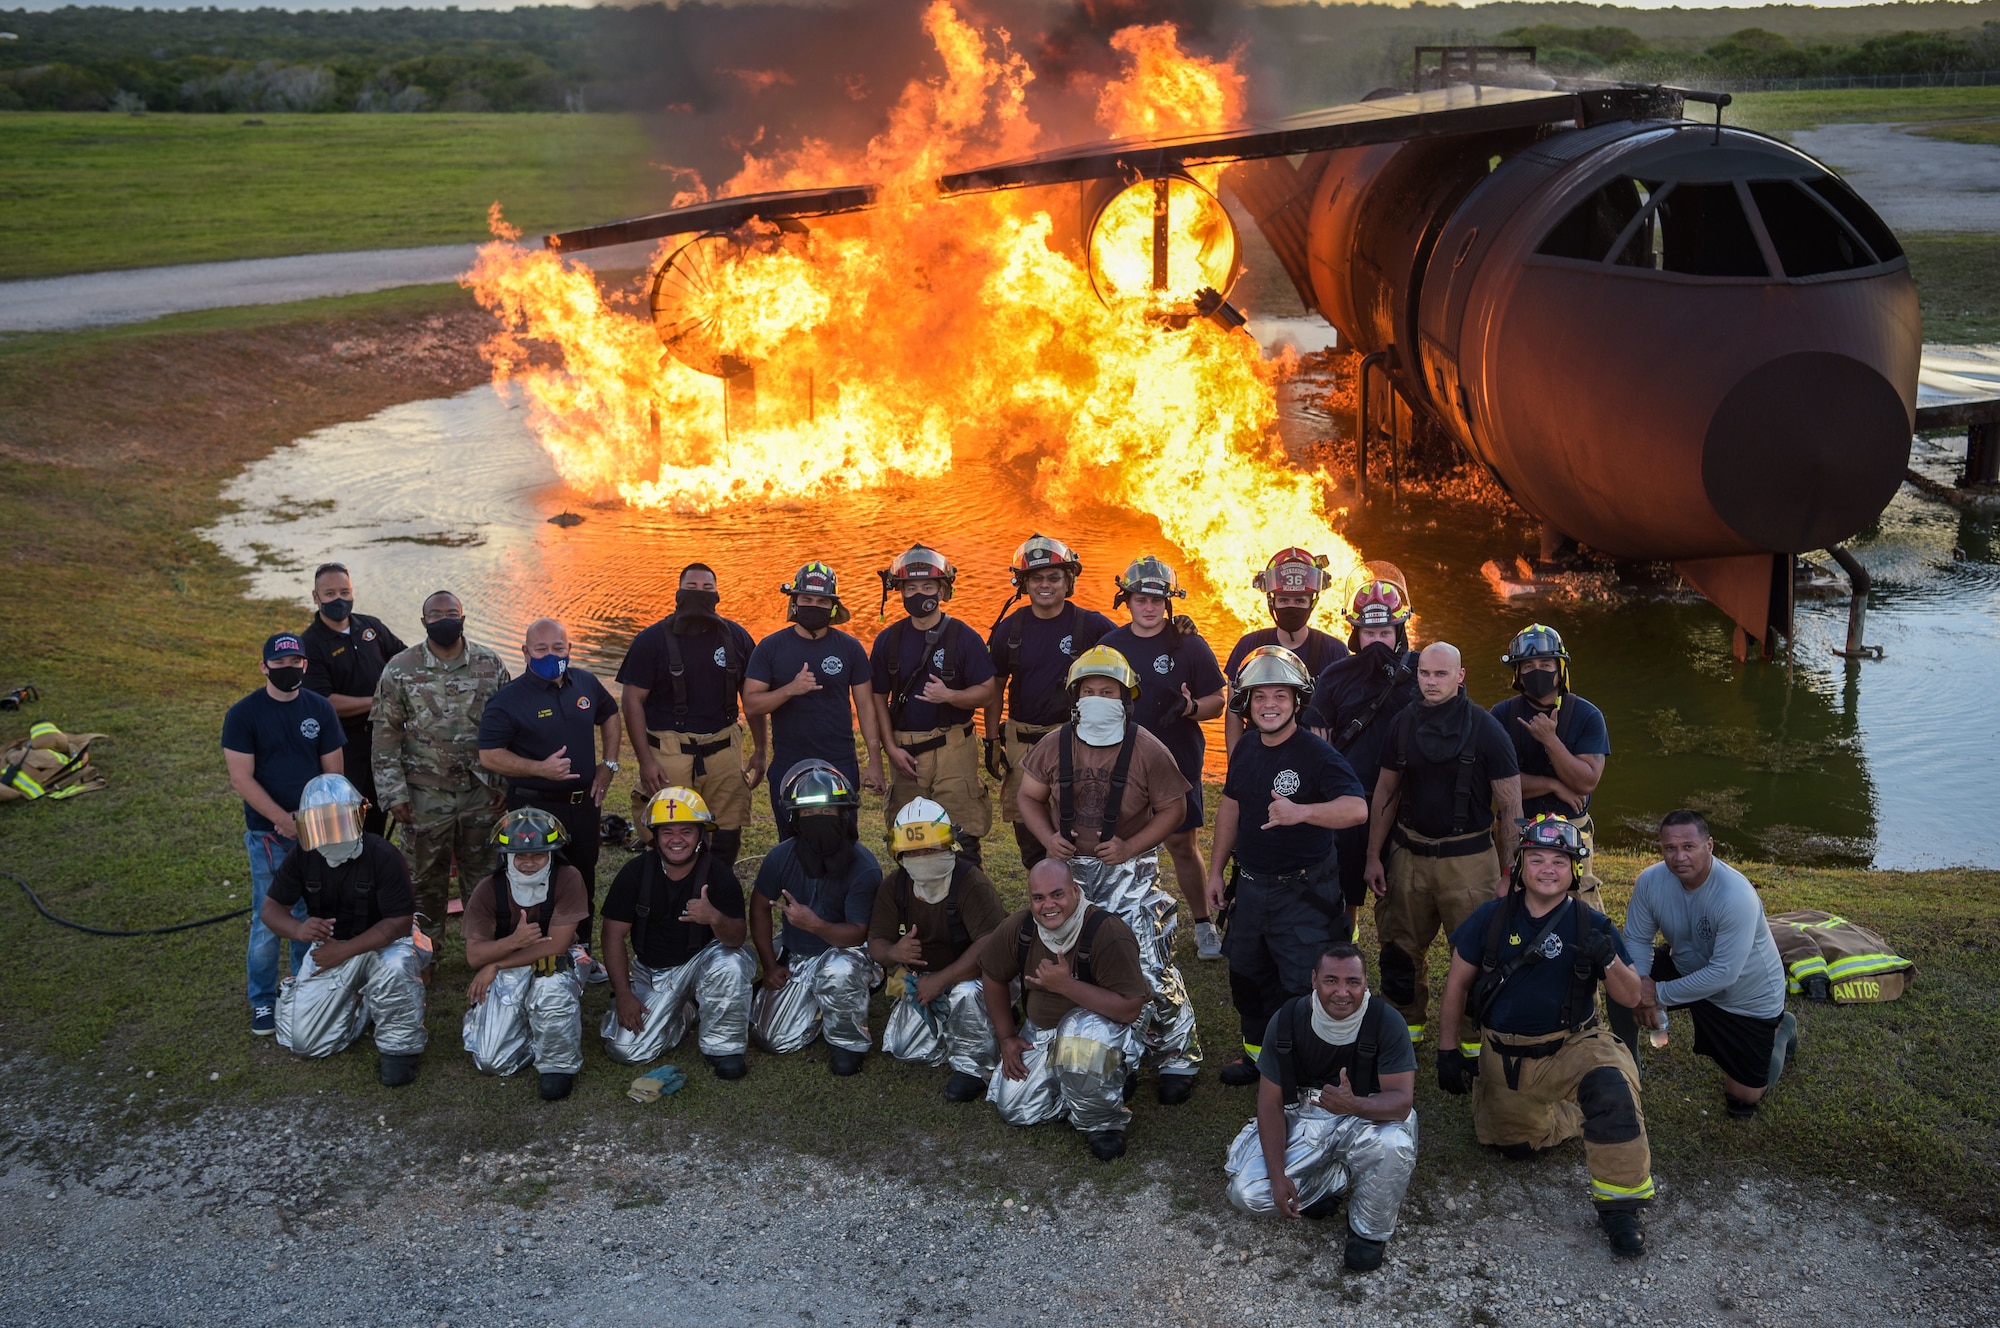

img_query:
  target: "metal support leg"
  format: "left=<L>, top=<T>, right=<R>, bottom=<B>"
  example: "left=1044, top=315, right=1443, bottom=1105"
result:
left=1828, top=545, right=1882, bottom=660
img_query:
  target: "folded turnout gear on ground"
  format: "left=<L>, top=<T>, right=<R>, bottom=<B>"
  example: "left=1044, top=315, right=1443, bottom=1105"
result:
left=1767, top=910, right=1913, bottom=1003
left=0, top=722, right=108, bottom=802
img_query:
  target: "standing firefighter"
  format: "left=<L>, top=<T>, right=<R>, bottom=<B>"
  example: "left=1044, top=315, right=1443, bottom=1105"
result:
left=299, top=562, right=406, bottom=838
left=1304, top=568, right=1421, bottom=931
left=749, top=760, right=884, bottom=1075
left=1207, top=646, right=1369, bottom=1088
left=262, top=774, right=429, bottom=1087
left=743, top=561, right=887, bottom=810
left=1363, top=642, right=1522, bottom=1054
left=1223, top=548, right=1350, bottom=758
left=371, top=590, right=510, bottom=923
left=985, top=535, right=1115, bottom=870
left=460, top=807, right=591, bottom=1100
left=617, top=563, right=765, bottom=865
left=871, top=544, right=998, bottom=861
left=1438, top=815, right=1653, bottom=1257
left=1101, top=555, right=1229, bottom=956
left=869, top=799, right=1008, bottom=1101
left=1017, top=645, right=1202, bottom=1104
left=1489, top=624, right=1610, bottom=902
left=599, top=786, right=755, bottom=1081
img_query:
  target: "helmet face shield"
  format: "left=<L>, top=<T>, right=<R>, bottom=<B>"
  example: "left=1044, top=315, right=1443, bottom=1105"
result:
left=1227, top=645, right=1314, bottom=716
left=1252, top=547, right=1332, bottom=597
left=493, top=806, right=570, bottom=853
left=294, top=800, right=364, bottom=851
left=1516, top=813, right=1589, bottom=865
left=779, top=758, right=862, bottom=813
left=1011, top=534, right=1081, bottom=591
left=1113, top=555, right=1185, bottom=609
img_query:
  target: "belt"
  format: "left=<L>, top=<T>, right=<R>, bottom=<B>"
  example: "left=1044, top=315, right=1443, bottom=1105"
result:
left=1391, top=826, right=1493, bottom=859
left=1010, top=721, right=1060, bottom=742
left=1235, top=865, right=1345, bottom=923
left=1487, top=1023, right=1597, bottom=1089
left=522, top=786, right=592, bottom=806
left=647, top=730, right=736, bottom=776
left=902, top=724, right=974, bottom=758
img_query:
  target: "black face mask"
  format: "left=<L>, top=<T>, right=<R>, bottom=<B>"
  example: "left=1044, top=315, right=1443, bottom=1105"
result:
left=1271, top=605, right=1312, bottom=634
left=902, top=590, right=940, bottom=619
left=1356, top=640, right=1399, bottom=674
left=1520, top=668, right=1560, bottom=701
left=266, top=665, right=306, bottom=692
left=425, top=617, right=465, bottom=649
left=675, top=588, right=721, bottom=622
left=792, top=604, right=833, bottom=631
left=794, top=814, right=854, bottom=877
left=319, top=598, right=353, bottom=623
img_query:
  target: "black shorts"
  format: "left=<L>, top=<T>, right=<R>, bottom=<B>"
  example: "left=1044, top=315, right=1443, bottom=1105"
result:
left=1657, top=947, right=1782, bottom=1087
left=1334, top=823, right=1369, bottom=907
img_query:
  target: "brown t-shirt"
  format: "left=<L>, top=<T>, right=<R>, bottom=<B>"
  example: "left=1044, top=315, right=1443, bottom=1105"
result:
left=461, top=867, right=590, bottom=944
left=868, top=860, right=1009, bottom=972
left=1021, top=726, right=1190, bottom=856
left=978, top=905, right=1148, bottom=1030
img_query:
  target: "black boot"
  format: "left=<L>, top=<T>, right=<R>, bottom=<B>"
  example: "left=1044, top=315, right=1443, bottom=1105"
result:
left=1300, top=1194, right=1340, bottom=1221
left=1343, top=1233, right=1387, bottom=1271
left=1598, top=1208, right=1645, bottom=1258
left=943, top=1071, right=986, bottom=1102
left=1122, top=1070, right=1139, bottom=1102
left=1219, top=1056, right=1261, bottom=1087
left=705, top=1053, right=748, bottom=1081
left=1086, top=1130, right=1126, bottom=1162
left=1156, top=1073, right=1194, bottom=1106
left=957, top=835, right=982, bottom=864
left=1724, top=1092, right=1760, bottom=1118
left=828, top=1046, right=865, bottom=1077
left=378, top=1054, right=418, bottom=1088
left=538, top=1072, right=575, bottom=1101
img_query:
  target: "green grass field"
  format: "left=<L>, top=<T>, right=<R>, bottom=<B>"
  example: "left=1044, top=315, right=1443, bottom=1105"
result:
left=2, top=293, right=1997, bottom=1223
left=1728, top=85, right=2000, bottom=139
left=0, top=111, right=672, bottom=280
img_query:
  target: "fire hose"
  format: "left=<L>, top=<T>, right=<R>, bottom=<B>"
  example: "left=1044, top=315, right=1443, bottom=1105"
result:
left=4, top=867, right=248, bottom=937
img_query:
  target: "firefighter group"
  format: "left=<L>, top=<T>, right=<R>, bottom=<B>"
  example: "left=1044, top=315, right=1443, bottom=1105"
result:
left=223, top=541, right=1799, bottom=1271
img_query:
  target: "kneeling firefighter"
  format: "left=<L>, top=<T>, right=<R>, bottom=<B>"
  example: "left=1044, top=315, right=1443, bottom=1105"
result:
left=749, top=759, right=885, bottom=1075
left=1015, top=645, right=1203, bottom=1104
left=460, top=807, right=591, bottom=1100
left=264, top=774, right=431, bottom=1086
left=1437, top=814, right=1654, bottom=1256
left=870, top=798, right=1008, bottom=1101
left=599, top=786, right=756, bottom=1080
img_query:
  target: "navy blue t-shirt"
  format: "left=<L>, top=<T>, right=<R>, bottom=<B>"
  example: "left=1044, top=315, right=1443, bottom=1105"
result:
left=746, top=627, right=871, bottom=780
left=616, top=615, right=757, bottom=734
left=1490, top=693, right=1611, bottom=817
left=1304, top=648, right=1419, bottom=790
left=988, top=603, right=1117, bottom=729
left=1223, top=726, right=1365, bottom=875
left=1451, top=895, right=1631, bottom=1037
left=1224, top=628, right=1350, bottom=691
left=221, top=687, right=346, bottom=833
left=753, top=838, right=882, bottom=959
left=476, top=667, right=616, bottom=795
left=1099, top=623, right=1226, bottom=780
left=869, top=615, right=996, bottom=732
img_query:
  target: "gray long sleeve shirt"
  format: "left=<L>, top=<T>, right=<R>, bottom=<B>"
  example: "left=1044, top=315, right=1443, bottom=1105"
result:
left=1622, top=858, right=1787, bottom=1019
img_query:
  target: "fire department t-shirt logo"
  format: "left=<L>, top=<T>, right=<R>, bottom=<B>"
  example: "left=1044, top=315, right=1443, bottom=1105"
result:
left=931, top=648, right=946, bottom=669
left=713, top=646, right=729, bottom=668
left=577, top=695, right=592, bottom=710
left=1152, top=654, right=1173, bottom=675
left=1059, top=634, right=1074, bottom=655
left=1272, top=769, right=1301, bottom=798
left=821, top=656, right=844, bottom=676
left=300, top=717, right=321, bottom=739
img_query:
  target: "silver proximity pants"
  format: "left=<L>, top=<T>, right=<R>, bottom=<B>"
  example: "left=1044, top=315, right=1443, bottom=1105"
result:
left=461, top=963, right=584, bottom=1076
left=881, top=978, right=998, bottom=1078
left=1224, top=1106, right=1420, bottom=1242
left=989, top=1008, right=1139, bottom=1136
left=751, top=947, right=879, bottom=1054
left=600, top=943, right=756, bottom=1064
left=275, top=937, right=428, bottom=1059
left=1067, top=852, right=1201, bottom=1075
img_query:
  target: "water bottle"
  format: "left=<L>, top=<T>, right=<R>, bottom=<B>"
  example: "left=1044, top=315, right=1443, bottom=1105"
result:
left=1648, top=1008, right=1669, bottom=1049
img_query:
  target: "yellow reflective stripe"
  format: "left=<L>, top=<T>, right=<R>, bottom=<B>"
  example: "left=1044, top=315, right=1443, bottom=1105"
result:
left=1792, top=915, right=1849, bottom=930
left=1460, top=1042, right=1482, bottom=1059
left=27, top=722, right=60, bottom=740
left=1242, top=1043, right=1261, bottom=1058
left=1825, top=954, right=1907, bottom=979
left=1590, top=1176, right=1656, bottom=1201
left=1405, top=1024, right=1426, bottom=1043
left=1787, top=956, right=1829, bottom=976
left=4, top=770, right=45, bottom=798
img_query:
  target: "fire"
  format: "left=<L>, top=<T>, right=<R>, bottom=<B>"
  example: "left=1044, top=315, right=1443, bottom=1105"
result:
left=465, top=1, right=1362, bottom=633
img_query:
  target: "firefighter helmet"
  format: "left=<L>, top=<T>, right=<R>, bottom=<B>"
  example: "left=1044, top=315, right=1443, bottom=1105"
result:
left=1227, top=644, right=1315, bottom=716
left=1501, top=622, right=1571, bottom=695
left=880, top=544, right=956, bottom=596
left=780, top=560, right=851, bottom=625
left=1065, top=644, right=1141, bottom=699
left=1252, top=547, right=1334, bottom=600
left=1113, top=555, right=1186, bottom=608
left=492, top=805, right=570, bottom=853
left=778, top=758, right=862, bottom=814
left=295, top=773, right=365, bottom=851
left=1009, top=534, right=1082, bottom=592
left=1514, top=813, right=1589, bottom=880
left=1342, top=561, right=1414, bottom=629
left=645, top=786, right=714, bottom=828
left=890, top=797, right=956, bottom=856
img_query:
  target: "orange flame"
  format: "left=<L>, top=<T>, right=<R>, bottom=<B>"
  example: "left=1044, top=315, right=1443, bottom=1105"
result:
left=465, top=2, right=1360, bottom=632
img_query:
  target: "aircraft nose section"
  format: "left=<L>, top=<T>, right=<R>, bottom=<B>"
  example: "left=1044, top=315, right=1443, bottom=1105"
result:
left=1702, top=350, right=1912, bottom=554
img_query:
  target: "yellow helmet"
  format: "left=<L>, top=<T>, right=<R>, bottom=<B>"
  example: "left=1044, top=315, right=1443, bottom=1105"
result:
left=891, top=797, right=956, bottom=856
left=645, top=786, right=715, bottom=828
left=1065, top=644, right=1140, bottom=699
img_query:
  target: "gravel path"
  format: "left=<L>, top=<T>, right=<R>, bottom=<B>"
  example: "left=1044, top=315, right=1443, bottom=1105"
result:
left=3, top=1080, right=1995, bottom=1327
left=1790, top=122, right=2000, bottom=234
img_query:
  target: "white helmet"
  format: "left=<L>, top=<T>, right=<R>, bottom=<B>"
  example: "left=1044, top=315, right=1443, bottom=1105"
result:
left=890, top=798, right=955, bottom=856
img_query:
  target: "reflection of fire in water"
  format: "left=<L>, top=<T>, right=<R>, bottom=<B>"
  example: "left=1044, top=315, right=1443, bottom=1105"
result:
left=465, top=2, right=1360, bottom=633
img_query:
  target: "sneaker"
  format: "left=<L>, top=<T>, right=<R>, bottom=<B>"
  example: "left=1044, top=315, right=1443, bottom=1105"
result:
left=1085, top=1129, right=1127, bottom=1162
left=1156, top=1073, right=1194, bottom=1106
left=705, top=1053, right=748, bottom=1081
left=378, top=1054, right=418, bottom=1088
left=943, top=1071, right=986, bottom=1103
left=1343, top=1234, right=1387, bottom=1272
left=1194, top=920, right=1223, bottom=961
left=1219, top=1055, right=1261, bottom=1087
left=827, top=1046, right=865, bottom=1077
left=250, top=1005, right=275, bottom=1036
left=1724, top=1092, right=1760, bottom=1119
left=538, top=1072, right=575, bottom=1101
left=1598, top=1208, right=1646, bottom=1258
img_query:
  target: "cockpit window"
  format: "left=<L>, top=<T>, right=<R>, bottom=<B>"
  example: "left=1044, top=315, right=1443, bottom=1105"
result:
left=1538, top=178, right=1649, bottom=262
left=1618, top=182, right=1768, bottom=277
left=1804, top=176, right=1903, bottom=262
left=1748, top=180, right=1878, bottom=277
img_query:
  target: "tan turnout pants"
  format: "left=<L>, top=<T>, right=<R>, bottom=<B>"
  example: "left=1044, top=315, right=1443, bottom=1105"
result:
left=632, top=723, right=752, bottom=831
left=885, top=724, right=991, bottom=840
left=999, top=720, right=1060, bottom=824
left=1473, top=1024, right=1654, bottom=1208
left=1377, top=826, right=1500, bottom=1050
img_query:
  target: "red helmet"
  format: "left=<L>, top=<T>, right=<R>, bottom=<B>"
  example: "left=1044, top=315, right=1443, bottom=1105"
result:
left=1252, top=547, right=1333, bottom=600
left=1342, top=562, right=1413, bottom=629
left=880, top=544, right=956, bottom=596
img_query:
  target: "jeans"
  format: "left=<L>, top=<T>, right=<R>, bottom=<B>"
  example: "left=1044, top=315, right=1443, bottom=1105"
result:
left=245, top=829, right=308, bottom=1010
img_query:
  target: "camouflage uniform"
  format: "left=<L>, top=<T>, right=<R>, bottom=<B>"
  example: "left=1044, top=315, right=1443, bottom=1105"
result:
left=372, top=639, right=511, bottom=922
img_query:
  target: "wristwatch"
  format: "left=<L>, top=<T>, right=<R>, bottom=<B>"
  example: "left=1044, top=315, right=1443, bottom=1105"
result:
left=600, top=760, right=621, bottom=773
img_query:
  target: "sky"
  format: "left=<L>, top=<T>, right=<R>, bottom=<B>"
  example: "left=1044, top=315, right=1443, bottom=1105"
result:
left=2, top=0, right=1975, bottom=12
